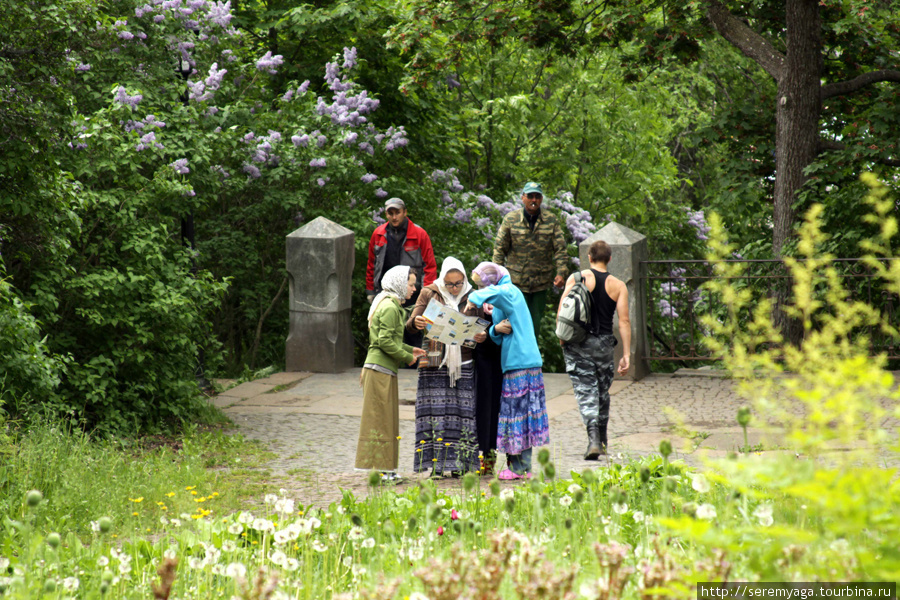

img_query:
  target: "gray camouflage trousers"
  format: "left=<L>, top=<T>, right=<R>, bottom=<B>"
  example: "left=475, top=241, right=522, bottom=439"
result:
left=562, top=334, right=617, bottom=427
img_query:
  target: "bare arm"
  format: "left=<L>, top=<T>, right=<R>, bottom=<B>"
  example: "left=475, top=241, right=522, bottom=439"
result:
left=615, top=281, right=631, bottom=375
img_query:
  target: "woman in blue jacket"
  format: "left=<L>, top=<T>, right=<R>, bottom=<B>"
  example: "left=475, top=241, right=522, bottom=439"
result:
left=466, top=262, right=549, bottom=479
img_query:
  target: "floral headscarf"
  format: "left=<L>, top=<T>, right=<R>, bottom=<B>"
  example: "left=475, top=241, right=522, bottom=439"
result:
left=471, top=262, right=510, bottom=288
left=367, top=265, right=411, bottom=327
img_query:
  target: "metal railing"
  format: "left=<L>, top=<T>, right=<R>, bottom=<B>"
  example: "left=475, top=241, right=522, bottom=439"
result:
left=640, top=258, right=899, bottom=362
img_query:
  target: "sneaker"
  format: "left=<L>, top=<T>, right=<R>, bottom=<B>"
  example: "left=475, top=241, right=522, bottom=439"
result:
left=498, top=468, right=522, bottom=480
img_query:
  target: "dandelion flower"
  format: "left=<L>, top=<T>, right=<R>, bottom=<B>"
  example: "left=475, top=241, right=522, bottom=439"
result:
left=567, top=484, right=582, bottom=494
left=632, top=511, right=645, bottom=523
left=362, top=537, right=375, bottom=548
left=312, top=540, right=328, bottom=553
left=613, top=502, right=627, bottom=515
left=227, top=523, right=243, bottom=535
left=559, top=495, right=573, bottom=507
left=499, top=489, right=514, bottom=502
left=264, top=494, right=278, bottom=505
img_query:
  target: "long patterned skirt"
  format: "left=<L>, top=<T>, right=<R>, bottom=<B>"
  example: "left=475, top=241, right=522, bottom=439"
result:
left=497, top=367, right=550, bottom=455
left=414, top=362, right=479, bottom=474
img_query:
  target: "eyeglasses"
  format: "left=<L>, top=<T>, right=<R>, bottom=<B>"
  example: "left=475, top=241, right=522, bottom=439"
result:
left=444, top=281, right=465, bottom=289
left=526, top=193, right=543, bottom=200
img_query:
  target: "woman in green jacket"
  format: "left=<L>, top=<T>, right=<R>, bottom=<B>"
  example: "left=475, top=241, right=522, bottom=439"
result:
left=355, top=265, right=426, bottom=482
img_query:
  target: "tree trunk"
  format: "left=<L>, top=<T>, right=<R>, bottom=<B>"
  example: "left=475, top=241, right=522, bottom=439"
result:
left=772, top=0, right=821, bottom=256
left=773, top=0, right=821, bottom=344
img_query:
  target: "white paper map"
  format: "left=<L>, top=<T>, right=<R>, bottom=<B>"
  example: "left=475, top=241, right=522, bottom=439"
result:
left=421, top=299, right=491, bottom=349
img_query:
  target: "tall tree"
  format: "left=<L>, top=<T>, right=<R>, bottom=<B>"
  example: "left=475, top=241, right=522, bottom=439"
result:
left=705, top=0, right=900, bottom=255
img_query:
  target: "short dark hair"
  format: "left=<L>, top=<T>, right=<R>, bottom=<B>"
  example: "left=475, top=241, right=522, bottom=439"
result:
left=589, top=240, right=611, bottom=264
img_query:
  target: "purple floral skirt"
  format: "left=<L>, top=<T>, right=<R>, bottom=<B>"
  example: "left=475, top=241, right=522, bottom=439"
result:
left=497, top=368, right=549, bottom=455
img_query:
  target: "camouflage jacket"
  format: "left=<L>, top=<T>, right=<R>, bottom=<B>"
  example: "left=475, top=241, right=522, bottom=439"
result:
left=492, top=208, right=568, bottom=293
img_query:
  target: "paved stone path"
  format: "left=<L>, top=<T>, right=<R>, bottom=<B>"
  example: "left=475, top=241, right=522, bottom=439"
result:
left=211, top=369, right=778, bottom=506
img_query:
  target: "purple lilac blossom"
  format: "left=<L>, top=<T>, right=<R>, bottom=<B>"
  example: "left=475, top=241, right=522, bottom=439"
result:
left=256, top=51, right=283, bottom=74
left=317, top=177, right=328, bottom=186
left=309, top=158, right=326, bottom=168
left=375, top=188, right=388, bottom=198
left=370, top=209, right=385, bottom=225
left=297, top=80, right=310, bottom=94
left=669, top=267, right=686, bottom=284
left=282, top=89, right=294, bottom=102
left=660, top=282, right=680, bottom=295
left=571, top=257, right=581, bottom=268
left=657, top=298, right=679, bottom=319
left=170, top=158, right=189, bottom=174
left=445, top=75, right=460, bottom=89
left=242, top=132, right=255, bottom=143
left=292, top=134, right=309, bottom=147
left=211, top=165, right=229, bottom=178
left=476, top=194, right=494, bottom=209
left=316, top=135, right=326, bottom=148
left=118, top=31, right=135, bottom=40
left=361, top=173, right=377, bottom=184
left=114, top=86, right=143, bottom=107
left=184, top=189, right=196, bottom=197
left=342, top=46, right=357, bottom=70
left=242, top=163, right=261, bottom=178
left=75, top=63, right=91, bottom=71
left=343, top=132, right=358, bottom=145
left=495, top=201, right=518, bottom=216
left=685, top=208, right=711, bottom=241
left=140, top=132, right=156, bottom=143
left=206, top=1, right=234, bottom=28
left=153, top=14, right=165, bottom=22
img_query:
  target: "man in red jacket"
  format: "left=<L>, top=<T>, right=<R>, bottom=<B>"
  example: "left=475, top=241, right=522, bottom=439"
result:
left=366, top=197, right=437, bottom=306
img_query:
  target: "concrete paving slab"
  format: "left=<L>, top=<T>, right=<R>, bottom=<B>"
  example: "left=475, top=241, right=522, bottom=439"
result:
left=547, top=394, right=578, bottom=419
left=221, top=381, right=276, bottom=399
left=208, top=395, right=242, bottom=409
left=256, top=372, right=315, bottom=386
left=239, top=393, right=325, bottom=407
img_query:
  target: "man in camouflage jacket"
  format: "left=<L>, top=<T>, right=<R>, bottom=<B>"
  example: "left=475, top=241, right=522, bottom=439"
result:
left=492, top=182, right=568, bottom=339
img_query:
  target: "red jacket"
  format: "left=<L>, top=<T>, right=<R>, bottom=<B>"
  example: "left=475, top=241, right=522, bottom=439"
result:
left=366, top=218, right=437, bottom=294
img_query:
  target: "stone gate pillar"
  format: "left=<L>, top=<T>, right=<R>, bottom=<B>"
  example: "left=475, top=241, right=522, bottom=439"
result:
left=285, top=217, right=355, bottom=372
left=579, top=223, right=650, bottom=381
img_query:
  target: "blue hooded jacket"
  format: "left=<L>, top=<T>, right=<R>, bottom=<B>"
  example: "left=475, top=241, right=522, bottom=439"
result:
left=467, top=275, right=542, bottom=372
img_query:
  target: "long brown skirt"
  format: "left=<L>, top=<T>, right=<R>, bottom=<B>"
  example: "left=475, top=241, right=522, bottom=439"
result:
left=355, top=368, right=400, bottom=472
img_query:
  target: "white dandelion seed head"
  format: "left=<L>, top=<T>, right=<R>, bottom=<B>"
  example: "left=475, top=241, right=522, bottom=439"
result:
left=691, top=474, right=710, bottom=494
left=696, top=503, right=717, bottom=520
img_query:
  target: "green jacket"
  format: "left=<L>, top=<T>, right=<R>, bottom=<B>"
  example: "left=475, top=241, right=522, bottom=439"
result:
left=365, top=297, right=414, bottom=373
left=492, top=208, right=568, bottom=293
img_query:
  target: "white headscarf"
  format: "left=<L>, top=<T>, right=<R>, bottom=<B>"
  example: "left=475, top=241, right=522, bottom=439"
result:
left=433, top=257, right=472, bottom=388
left=435, top=257, right=472, bottom=307
left=367, top=265, right=410, bottom=327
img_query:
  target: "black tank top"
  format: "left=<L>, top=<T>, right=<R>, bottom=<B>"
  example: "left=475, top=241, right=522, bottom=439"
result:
left=589, top=269, right=617, bottom=336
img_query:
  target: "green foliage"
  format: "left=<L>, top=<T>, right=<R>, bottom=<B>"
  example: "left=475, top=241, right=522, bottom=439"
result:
left=689, top=175, right=900, bottom=579
left=0, top=421, right=273, bottom=540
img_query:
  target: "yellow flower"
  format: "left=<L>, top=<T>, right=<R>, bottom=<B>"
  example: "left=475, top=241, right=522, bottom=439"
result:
left=436, top=438, right=443, bottom=442
left=161, top=506, right=167, bottom=511
left=298, top=511, right=304, bottom=515
left=211, top=492, right=219, bottom=497
left=419, top=440, right=425, bottom=444
left=416, top=448, right=422, bottom=453
left=185, top=486, right=196, bottom=491
left=166, top=492, right=176, bottom=497
left=444, top=442, right=450, bottom=446
left=156, top=501, right=165, bottom=506
left=129, top=497, right=144, bottom=503
left=432, top=458, right=438, bottom=462
left=190, top=491, right=198, bottom=496
left=146, top=528, right=151, bottom=532
left=132, top=512, right=139, bottom=516
left=396, top=436, right=402, bottom=440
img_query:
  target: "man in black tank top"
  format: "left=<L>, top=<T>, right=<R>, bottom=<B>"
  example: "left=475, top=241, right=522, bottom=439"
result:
left=555, top=240, right=631, bottom=459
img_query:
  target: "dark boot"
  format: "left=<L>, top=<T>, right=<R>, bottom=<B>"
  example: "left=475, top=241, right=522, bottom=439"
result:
left=584, top=422, right=602, bottom=460
left=598, top=421, right=608, bottom=455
